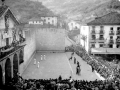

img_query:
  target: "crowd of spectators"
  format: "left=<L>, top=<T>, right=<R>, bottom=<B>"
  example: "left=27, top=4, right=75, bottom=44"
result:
left=1, top=45, right=120, bottom=90
left=2, top=74, right=120, bottom=90
left=66, top=45, right=120, bottom=80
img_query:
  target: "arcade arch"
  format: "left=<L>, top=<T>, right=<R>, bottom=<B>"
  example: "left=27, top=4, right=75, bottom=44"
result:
left=5, top=58, right=12, bottom=84
left=0, top=65, right=3, bottom=88
left=13, top=54, right=19, bottom=80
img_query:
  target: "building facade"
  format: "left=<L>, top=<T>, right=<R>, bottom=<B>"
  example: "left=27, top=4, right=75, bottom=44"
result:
left=80, top=12, right=120, bottom=59
left=40, top=16, right=58, bottom=26
left=0, top=5, right=26, bottom=86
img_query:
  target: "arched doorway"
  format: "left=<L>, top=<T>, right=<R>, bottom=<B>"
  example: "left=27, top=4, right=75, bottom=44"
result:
left=13, top=54, right=18, bottom=82
left=5, top=58, right=12, bottom=84
left=0, top=65, right=3, bottom=88
left=19, top=50, right=24, bottom=64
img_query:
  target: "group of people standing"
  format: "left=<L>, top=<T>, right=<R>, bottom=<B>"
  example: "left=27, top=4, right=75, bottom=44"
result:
left=34, top=55, right=46, bottom=68
left=69, top=52, right=81, bottom=76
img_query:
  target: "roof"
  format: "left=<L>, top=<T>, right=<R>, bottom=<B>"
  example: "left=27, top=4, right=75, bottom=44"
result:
left=0, top=5, right=8, bottom=18
left=87, top=12, right=120, bottom=25
left=0, top=5, right=20, bottom=25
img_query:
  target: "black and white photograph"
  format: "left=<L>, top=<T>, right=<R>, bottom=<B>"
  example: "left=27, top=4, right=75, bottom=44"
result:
left=0, top=0, right=120, bottom=90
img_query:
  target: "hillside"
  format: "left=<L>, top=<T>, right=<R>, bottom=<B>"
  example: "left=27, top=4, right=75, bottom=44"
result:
left=0, top=0, right=54, bottom=22
left=37, top=0, right=120, bottom=22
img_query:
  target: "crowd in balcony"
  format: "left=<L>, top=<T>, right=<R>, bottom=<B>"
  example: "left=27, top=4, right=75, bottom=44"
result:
left=2, top=72, right=120, bottom=90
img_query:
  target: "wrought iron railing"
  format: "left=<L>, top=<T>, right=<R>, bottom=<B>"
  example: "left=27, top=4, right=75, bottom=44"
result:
left=109, top=40, right=114, bottom=44
left=109, top=32, right=114, bottom=35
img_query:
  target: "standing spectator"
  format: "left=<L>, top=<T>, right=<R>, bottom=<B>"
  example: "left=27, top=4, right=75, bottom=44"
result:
left=76, top=65, right=79, bottom=75
left=58, top=75, right=62, bottom=82
left=74, top=57, right=76, bottom=64
left=91, top=65, right=94, bottom=72
left=41, top=55, right=43, bottom=61
left=37, top=61, right=40, bottom=68
left=78, top=65, right=81, bottom=76
left=69, top=56, right=72, bottom=61
left=34, top=59, right=36, bottom=65
left=77, top=61, right=79, bottom=66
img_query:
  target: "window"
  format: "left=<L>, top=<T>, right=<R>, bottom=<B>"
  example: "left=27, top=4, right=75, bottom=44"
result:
left=100, top=35, right=104, bottom=39
left=117, top=27, right=120, bottom=34
left=117, top=27, right=120, bottom=30
left=116, top=36, right=120, bottom=42
left=110, top=27, right=113, bottom=30
left=92, top=26, right=95, bottom=30
left=117, top=44, right=120, bottom=48
left=110, top=36, right=113, bottom=39
left=117, top=36, right=120, bottom=38
left=109, top=44, right=113, bottom=48
left=91, top=44, right=95, bottom=48
left=91, top=35, right=96, bottom=39
left=100, top=26, right=104, bottom=30
left=100, top=44, right=103, bottom=47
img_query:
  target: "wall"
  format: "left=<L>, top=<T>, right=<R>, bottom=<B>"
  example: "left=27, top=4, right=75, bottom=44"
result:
left=36, top=28, right=65, bottom=52
left=21, top=28, right=36, bottom=74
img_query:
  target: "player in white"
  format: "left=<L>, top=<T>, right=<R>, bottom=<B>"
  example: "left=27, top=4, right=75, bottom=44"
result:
left=37, top=61, right=40, bottom=68
left=34, top=59, right=36, bottom=65
left=44, top=55, right=46, bottom=60
left=41, top=55, right=43, bottom=60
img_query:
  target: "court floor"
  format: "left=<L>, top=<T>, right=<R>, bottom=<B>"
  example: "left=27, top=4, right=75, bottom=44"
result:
left=22, top=52, right=100, bottom=81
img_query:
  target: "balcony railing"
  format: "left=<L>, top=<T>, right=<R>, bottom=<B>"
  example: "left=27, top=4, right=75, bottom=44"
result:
left=109, top=40, right=114, bottom=44
left=99, top=38, right=104, bottom=40
left=0, top=39, right=26, bottom=60
left=99, top=30, right=104, bottom=34
left=109, top=32, right=114, bottom=35
left=91, top=38, right=96, bottom=40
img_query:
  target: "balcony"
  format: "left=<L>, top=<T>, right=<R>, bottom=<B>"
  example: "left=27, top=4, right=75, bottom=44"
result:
left=0, top=39, right=26, bottom=60
left=99, top=30, right=104, bottom=34
left=109, top=32, right=114, bottom=35
left=99, top=38, right=104, bottom=40
left=90, top=38, right=96, bottom=42
left=108, top=40, right=114, bottom=44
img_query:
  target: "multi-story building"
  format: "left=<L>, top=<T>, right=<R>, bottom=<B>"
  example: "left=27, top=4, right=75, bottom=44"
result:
left=0, top=4, right=26, bottom=86
left=28, top=16, right=67, bottom=29
left=40, top=15, right=58, bottom=26
left=80, top=12, right=120, bottom=60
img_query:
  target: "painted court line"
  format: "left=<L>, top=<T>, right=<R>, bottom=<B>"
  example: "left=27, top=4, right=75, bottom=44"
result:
left=66, top=54, right=74, bottom=77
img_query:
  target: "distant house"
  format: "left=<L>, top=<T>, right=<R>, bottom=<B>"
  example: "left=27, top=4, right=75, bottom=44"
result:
left=68, top=20, right=80, bottom=31
left=40, top=15, right=58, bottom=26
left=80, top=12, right=120, bottom=59
left=28, top=15, right=67, bottom=29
